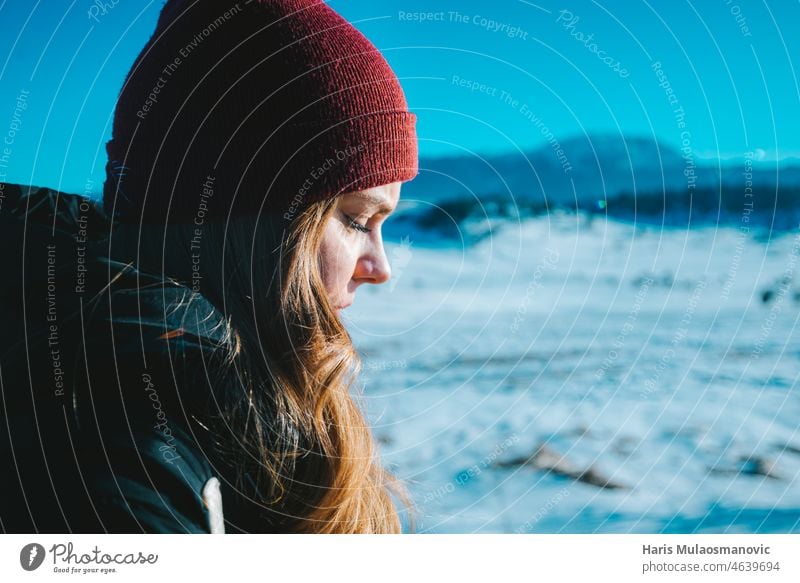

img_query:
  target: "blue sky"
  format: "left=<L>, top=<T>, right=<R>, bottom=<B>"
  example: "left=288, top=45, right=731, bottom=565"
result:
left=1, top=0, right=798, bottom=194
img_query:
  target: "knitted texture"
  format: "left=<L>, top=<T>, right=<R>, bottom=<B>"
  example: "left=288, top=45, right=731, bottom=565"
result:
left=103, top=0, right=418, bottom=223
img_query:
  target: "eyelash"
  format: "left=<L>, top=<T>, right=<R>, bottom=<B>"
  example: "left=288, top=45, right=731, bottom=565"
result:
left=343, top=213, right=372, bottom=233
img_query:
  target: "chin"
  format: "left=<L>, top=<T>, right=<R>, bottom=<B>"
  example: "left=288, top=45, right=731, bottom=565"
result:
left=333, top=300, right=352, bottom=311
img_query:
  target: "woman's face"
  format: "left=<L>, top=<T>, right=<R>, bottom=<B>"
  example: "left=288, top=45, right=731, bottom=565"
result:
left=319, top=182, right=401, bottom=311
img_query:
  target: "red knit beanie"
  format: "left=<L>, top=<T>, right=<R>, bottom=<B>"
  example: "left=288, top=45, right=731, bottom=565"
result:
left=103, top=0, right=418, bottom=223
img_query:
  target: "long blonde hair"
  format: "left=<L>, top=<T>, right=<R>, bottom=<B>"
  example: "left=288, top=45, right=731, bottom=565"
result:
left=120, top=199, right=405, bottom=533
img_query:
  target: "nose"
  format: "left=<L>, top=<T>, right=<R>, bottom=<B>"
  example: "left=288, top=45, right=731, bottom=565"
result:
left=354, top=236, right=392, bottom=285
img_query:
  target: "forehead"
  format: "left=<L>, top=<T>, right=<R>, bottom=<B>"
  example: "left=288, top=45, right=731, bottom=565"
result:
left=340, top=185, right=400, bottom=214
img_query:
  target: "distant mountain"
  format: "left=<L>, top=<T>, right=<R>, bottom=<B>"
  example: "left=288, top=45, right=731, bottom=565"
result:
left=388, top=134, right=800, bottom=244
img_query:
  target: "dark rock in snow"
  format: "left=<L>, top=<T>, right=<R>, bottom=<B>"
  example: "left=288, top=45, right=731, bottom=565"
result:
left=494, top=443, right=627, bottom=490
left=739, top=456, right=782, bottom=479
left=708, top=455, right=783, bottom=479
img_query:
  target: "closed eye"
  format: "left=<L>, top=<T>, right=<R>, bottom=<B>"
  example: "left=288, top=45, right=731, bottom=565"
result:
left=343, top=212, right=372, bottom=233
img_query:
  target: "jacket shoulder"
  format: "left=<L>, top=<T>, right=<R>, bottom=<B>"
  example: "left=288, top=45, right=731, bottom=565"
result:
left=0, top=184, right=236, bottom=533
left=85, top=423, right=218, bottom=533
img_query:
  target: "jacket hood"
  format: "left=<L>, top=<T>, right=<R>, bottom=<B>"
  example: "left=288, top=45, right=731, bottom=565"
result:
left=0, top=182, right=232, bottom=533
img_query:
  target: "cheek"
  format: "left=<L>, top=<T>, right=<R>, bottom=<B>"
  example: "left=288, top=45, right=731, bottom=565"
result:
left=318, top=221, right=357, bottom=293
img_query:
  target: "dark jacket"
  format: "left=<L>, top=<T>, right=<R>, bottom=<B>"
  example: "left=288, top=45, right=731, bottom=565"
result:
left=0, top=183, right=259, bottom=533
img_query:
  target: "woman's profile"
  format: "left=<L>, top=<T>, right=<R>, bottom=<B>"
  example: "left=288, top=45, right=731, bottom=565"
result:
left=0, top=0, right=417, bottom=533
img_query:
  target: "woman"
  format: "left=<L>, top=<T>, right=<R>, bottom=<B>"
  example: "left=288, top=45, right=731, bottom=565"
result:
left=0, top=0, right=417, bottom=533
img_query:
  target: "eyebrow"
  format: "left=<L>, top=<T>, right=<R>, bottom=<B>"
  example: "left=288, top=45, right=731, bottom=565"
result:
left=351, top=191, right=395, bottom=215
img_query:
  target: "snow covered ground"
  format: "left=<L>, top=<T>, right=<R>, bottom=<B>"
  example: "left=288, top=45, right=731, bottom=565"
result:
left=345, top=213, right=800, bottom=533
